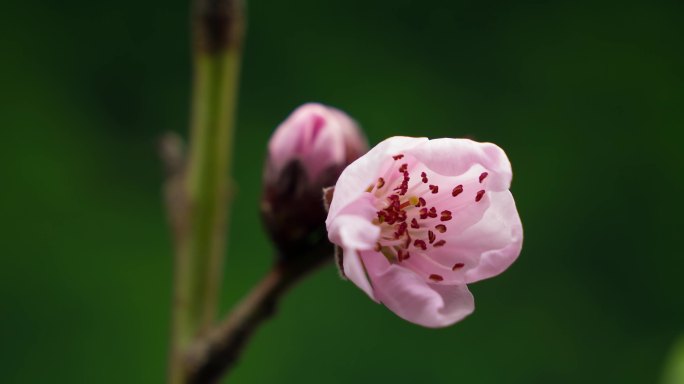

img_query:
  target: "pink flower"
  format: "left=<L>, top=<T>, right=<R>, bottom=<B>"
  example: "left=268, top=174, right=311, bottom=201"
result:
left=325, top=137, right=523, bottom=327
left=262, top=103, right=368, bottom=255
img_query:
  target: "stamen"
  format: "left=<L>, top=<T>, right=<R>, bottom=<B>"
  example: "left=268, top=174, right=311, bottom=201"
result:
left=429, top=274, right=444, bottom=282
left=440, top=210, right=452, bottom=222
left=452, top=262, right=465, bottom=271
left=377, top=211, right=386, bottom=223
left=396, top=222, right=407, bottom=237
left=479, top=172, right=488, bottom=183
left=475, top=190, right=485, bottom=202
left=403, top=234, right=412, bottom=248
left=395, top=248, right=411, bottom=262
left=380, top=246, right=397, bottom=262
left=371, top=159, right=468, bottom=264
left=419, top=208, right=429, bottom=219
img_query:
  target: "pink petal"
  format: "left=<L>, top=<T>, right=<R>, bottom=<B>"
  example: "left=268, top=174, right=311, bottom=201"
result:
left=450, top=190, right=523, bottom=283
left=326, top=194, right=381, bottom=300
left=326, top=193, right=379, bottom=248
left=361, top=251, right=475, bottom=328
left=405, top=138, right=512, bottom=191
left=341, top=249, right=376, bottom=301
left=326, top=136, right=428, bottom=225
left=411, top=191, right=520, bottom=284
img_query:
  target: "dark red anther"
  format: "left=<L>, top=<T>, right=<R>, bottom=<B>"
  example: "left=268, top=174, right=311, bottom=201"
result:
left=397, top=210, right=407, bottom=222
left=428, top=207, right=438, bottom=218
left=410, top=218, right=420, bottom=229
left=417, top=197, right=426, bottom=207
left=440, top=210, right=452, bottom=222
left=403, top=251, right=411, bottom=260
left=393, top=154, right=404, bottom=160
left=394, top=171, right=410, bottom=195
left=414, top=239, right=427, bottom=250
left=435, top=224, right=447, bottom=233
left=397, top=222, right=407, bottom=236
left=452, top=184, right=463, bottom=197
left=433, top=240, right=446, bottom=247
left=429, top=185, right=439, bottom=194
left=475, top=189, right=485, bottom=202
left=479, top=172, right=488, bottom=183
left=452, top=262, right=465, bottom=271
left=429, top=274, right=444, bottom=282
left=419, top=208, right=429, bottom=219
left=421, top=172, right=428, bottom=183
left=399, top=163, right=408, bottom=173
left=428, top=230, right=436, bottom=244
left=377, top=211, right=387, bottom=222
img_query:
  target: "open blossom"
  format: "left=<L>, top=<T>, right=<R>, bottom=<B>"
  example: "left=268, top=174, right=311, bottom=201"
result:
left=325, top=137, right=522, bottom=327
left=262, top=103, right=368, bottom=255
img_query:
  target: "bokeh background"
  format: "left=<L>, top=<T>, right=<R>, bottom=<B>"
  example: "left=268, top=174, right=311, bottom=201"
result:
left=2, top=0, right=683, bottom=383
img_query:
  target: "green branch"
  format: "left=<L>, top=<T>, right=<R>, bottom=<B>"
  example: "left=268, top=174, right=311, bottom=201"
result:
left=166, top=1, right=245, bottom=383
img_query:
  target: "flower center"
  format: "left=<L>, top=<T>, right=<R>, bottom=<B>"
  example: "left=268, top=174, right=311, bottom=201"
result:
left=366, top=153, right=487, bottom=280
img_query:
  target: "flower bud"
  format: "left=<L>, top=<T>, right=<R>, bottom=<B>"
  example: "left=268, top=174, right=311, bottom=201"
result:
left=261, top=103, right=368, bottom=257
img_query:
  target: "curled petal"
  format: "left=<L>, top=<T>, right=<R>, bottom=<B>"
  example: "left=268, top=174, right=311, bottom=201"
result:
left=327, top=194, right=380, bottom=300
left=362, top=251, right=474, bottom=328
left=326, top=136, right=428, bottom=224
left=341, top=249, right=376, bottom=301
left=326, top=193, right=379, bottom=249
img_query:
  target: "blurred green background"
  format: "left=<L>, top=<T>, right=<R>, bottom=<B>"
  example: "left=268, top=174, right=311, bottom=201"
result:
left=2, top=0, right=683, bottom=383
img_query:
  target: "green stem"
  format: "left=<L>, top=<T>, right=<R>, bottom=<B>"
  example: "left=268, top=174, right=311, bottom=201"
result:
left=168, top=1, right=244, bottom=383
left=185, top=48, right=240, bottom=341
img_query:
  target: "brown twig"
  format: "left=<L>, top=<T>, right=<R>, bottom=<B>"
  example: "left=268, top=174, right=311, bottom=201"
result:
left=184, top=242, right=333, bottom=384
